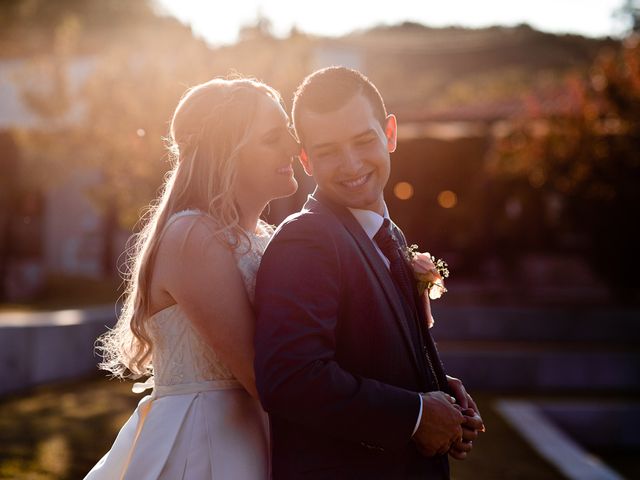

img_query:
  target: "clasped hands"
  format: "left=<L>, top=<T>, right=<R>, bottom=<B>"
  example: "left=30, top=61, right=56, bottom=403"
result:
left=413, top=376, right=485, bottom=460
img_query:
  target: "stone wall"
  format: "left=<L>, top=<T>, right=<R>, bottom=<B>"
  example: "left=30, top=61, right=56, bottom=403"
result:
left=0, top=306, right=116, bottom=396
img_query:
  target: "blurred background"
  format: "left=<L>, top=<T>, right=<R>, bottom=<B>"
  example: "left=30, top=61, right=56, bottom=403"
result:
left=0, top=0, right=638, bottom=479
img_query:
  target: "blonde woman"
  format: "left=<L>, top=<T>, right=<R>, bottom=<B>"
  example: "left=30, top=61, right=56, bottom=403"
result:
left=85, top=77, right=299, bottom=479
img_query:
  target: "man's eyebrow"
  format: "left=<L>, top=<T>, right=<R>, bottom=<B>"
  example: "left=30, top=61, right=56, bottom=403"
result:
left=353, top=129, right=377, bottom=140
left=308, top=129, right=376, bottom=151
left=308, top=140, right=337, bottom=151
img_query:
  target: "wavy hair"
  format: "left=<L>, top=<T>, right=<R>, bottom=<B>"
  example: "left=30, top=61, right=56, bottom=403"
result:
left=97, top=77, right=284, bottom=378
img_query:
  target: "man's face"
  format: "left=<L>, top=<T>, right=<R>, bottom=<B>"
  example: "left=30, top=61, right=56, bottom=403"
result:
left=298, top=93, right=396, bottom=215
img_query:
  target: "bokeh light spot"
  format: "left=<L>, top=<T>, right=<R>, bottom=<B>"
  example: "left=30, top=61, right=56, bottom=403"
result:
left=394, top=181, right=414, bottom=200
left=529, top=169, right=545, bottom=188
left=437, top=190, right=457, bottom=208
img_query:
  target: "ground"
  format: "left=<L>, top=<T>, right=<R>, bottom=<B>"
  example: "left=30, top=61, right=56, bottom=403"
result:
left=0, top=376, right=570, bottom=480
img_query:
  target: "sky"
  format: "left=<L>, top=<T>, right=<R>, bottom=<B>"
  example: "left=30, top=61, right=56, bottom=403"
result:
left=156, top=0, right=629, bottom=47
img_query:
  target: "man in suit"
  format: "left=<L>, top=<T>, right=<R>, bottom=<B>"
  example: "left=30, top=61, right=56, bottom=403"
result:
left=254, top=66, right=483, bottom=479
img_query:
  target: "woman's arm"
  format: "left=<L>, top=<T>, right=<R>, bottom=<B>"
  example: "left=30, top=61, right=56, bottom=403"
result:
left=153, top=216, right=258, bottom=397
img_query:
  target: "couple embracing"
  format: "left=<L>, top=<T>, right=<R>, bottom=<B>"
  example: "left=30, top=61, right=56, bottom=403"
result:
left=86, top=66, right=484, bottom=480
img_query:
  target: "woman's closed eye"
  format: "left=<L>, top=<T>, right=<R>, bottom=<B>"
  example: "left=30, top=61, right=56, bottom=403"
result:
left=263, top=124, right=297, bottom=146
left=262, top=131, right=281, bottom=145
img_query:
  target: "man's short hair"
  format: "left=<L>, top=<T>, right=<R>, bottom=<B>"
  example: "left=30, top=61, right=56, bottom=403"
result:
left=292, top=66, right=388, bottom=144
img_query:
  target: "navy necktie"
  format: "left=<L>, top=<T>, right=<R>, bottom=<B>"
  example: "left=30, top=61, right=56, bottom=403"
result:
left=373, top=219, right=416, bottom=308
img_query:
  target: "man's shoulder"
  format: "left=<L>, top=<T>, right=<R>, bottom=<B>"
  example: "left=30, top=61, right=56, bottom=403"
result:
left=259, top=208, right=344, bottom=272
left=272, top=205, right=340, bottom=239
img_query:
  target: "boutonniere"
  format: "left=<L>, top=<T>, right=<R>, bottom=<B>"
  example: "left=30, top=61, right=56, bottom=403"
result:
left=404, top=245, right=449, bottom=300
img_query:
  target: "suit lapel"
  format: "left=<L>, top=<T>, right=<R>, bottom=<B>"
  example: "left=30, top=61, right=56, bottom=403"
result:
left=394, top=222, right=449, bottom=391
left=304, top=192, right=423, bottom=375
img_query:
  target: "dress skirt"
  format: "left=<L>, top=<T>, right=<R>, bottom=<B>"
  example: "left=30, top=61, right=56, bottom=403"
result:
left=85, top=380, right=270, bottom=479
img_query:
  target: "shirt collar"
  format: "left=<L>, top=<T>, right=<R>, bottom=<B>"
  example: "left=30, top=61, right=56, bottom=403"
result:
left=347, top=203, right=390, bottom=240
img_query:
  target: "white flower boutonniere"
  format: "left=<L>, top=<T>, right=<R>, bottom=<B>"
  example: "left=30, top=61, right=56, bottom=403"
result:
left=404, top=244, right=450, bottom=300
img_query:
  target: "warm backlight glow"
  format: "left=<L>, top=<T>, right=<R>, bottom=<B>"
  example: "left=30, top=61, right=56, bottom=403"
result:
left=437, top=190, right=458, bottom=208
left=394, top=182, right=414, bottom=200
left=157, top=0, right=623, bottom=46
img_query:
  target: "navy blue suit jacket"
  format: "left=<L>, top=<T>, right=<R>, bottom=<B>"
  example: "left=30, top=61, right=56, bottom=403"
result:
left=254, top=192, right=450, bottom=479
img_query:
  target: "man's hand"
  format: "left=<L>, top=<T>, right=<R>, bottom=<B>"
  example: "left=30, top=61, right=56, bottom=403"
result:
left=446, top=375, right=481, bottom=418
left=449, top=408, right=485, bottom=460
left=446, top=376, right=485, bottom=460
left=413, top=391, right=465, bottom=457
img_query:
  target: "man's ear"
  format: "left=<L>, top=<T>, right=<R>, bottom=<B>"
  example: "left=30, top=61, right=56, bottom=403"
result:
left=384, top=114, right=397, bottom=153
left=299, top=149, right=314, bottom=176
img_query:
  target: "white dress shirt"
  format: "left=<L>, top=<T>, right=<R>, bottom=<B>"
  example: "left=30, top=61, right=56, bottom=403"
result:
left=347, top=205, right=423, bottom=436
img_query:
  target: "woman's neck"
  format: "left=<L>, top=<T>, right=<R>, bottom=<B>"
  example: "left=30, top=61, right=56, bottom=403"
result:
left=237, top=199, right=267, bottom=233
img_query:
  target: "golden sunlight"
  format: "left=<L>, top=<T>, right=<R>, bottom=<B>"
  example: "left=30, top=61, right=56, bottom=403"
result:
left=156, top=0, right=623, bottom=46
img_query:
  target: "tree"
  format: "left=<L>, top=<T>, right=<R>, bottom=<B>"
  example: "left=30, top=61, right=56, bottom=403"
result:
left=11, top=0, right=214, bottom=276
left=488, top=37, right=640, bottom=300
left=616, top=0, right=640, bottom=34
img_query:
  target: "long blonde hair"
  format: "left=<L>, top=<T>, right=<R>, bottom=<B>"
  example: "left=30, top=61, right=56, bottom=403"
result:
left=98, top=77, right=284, bottom=378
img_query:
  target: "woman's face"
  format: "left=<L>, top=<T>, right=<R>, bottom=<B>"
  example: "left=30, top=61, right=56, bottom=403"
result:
left=234, top=93, right=300, bottom=207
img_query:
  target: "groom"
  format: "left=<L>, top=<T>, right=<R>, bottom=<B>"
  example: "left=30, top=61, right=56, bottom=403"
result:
left=254, top=66, right=483, bottom=479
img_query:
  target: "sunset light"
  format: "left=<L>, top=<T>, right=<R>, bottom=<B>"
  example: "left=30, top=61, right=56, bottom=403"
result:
left=2, top=1, right=639, bottom=477
left=156, top=0, right=626, bottom=46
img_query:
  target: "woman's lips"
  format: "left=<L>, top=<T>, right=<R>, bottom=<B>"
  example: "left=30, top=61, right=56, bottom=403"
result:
left=276, top=165, right=294, bottom=175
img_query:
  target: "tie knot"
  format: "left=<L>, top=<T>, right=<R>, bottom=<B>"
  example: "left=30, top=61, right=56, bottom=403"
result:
left=374, top=219, right=398, bottom=255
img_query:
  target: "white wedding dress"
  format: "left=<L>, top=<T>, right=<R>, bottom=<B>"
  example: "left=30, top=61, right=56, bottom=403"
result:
left=85, top=211, right=272, bottom=479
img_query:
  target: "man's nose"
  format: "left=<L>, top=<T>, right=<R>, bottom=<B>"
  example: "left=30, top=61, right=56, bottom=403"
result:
left=342, top=146, right=363, bottom=173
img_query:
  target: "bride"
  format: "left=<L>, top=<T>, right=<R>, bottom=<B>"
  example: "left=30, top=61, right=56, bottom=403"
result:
left=85, top=77, right=299, bottom=479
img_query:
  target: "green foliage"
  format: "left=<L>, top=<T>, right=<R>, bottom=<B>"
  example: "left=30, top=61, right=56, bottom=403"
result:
left=0, top=377, right=139, bottom=479
left=489, top=37, right=640, bottom=297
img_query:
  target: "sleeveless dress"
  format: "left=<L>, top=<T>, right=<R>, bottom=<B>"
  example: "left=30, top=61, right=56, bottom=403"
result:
left=85, top=210, right=272, bottom=479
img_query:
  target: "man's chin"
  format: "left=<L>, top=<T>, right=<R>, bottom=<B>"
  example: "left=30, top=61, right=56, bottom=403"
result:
left=316, top=187, right=381, bottom=210
left=341, top=195, right=383, bottom=213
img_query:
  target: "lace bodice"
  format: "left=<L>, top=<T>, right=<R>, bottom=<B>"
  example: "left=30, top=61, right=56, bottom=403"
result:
left=233, top=228, right=271, bottom=302
left=146, top=210, right=271, bottom=387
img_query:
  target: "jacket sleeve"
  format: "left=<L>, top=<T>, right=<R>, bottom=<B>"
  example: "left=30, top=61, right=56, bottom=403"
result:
left=254, top=215, right=420, bottom=451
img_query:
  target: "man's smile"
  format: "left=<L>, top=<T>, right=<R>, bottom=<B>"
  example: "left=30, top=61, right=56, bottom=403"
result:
left=339, top=172, right=373, bottom=189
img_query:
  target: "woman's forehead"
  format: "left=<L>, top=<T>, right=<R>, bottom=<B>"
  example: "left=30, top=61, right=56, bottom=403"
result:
left=252, top=94, right=289, bottom=130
